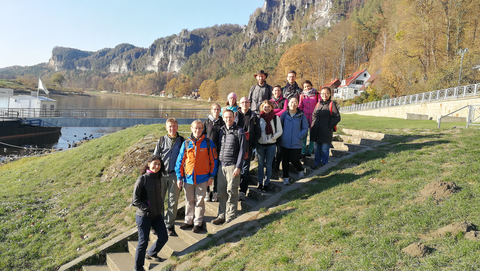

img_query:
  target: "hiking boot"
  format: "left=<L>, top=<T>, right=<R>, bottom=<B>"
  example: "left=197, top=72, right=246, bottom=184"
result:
left=283, top=178, right=290, bottom=186
left=212, top=192, right=218, bottom=202
left=257, top=183, right=263, bottom=191
left=306, top=153, right=312, bottom=157
left=146, top=253, right=163, bottom=262
left=239, top=191, right=246, bottom=201
left=262, top=184, right=269, bottom=192
left=212, top=217, right=225, bottom=225
left=167, top=227, right=177, bottom=236
left=192, top=225, right=202, bottom=233
left=179, top=223, right=193, bottom=230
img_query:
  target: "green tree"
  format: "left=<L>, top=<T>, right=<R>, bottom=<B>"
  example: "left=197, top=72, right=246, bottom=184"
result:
left=51, top=73, right=65, bottom=87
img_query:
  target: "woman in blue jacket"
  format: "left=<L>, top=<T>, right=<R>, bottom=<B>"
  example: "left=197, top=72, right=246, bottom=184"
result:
left=279, top=97, right=308, bottom=185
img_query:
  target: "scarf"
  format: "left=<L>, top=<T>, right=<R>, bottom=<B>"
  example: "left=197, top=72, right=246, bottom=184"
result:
left=303, top=88, right=317, bottom=97
left=208, top=114, right=221, bottom=122
left=260, top=110, right=276, bottom=136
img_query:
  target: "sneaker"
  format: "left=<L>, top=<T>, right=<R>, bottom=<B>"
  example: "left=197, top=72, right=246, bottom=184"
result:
left=192, top=225, right=202, bottom=233
left=167, top=227, right=177, bottom=236
left=262, top=184, right=269, bottom=192
left=298, top=172, right=305, bottom=179
left=212, top=192, right=218, bottom=202
left=257, top=183, right=263, bottom=191
left=146, top=253, right=163, bottom=262
left=283, top=178, right=290, bottom=185
left=212, top=217, right=225, bottom=225
left=239, top=191, right=246, bottom=201
left=179, top=223, right=193, bottom=230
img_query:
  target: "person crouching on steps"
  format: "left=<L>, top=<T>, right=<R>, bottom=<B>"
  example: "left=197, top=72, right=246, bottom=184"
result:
left=176, top=120, right=218, bottom=233
left=132, top=155, right=168, bottom=269
left=213, top=109, right=247, bottom=225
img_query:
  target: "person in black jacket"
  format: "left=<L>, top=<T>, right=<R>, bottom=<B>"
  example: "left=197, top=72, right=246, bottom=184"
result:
left=132, top=155, right=169, bottom=269
left=282, top=70, right=302, bottom=101
left=310, top=87, right=341, bottom=169
left=203, top=103, right=225, bottom=202
left=236, top=96, right=261, bottom=200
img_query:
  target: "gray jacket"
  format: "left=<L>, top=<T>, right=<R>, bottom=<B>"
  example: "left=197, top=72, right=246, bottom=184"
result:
left=153, top=133, right=185, bottom=175
left=248, top=84, right=272, bottom=114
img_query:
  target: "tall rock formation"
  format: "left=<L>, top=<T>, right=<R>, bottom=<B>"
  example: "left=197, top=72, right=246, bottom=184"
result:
left=47, top=0, right=341, bottom=74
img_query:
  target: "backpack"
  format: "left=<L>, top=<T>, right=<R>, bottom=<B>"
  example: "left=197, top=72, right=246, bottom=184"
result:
left=329, top=101, right=337, bottom=132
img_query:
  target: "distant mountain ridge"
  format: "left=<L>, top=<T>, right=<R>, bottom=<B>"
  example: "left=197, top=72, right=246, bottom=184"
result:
left=47, top=0, right=343, bottom=74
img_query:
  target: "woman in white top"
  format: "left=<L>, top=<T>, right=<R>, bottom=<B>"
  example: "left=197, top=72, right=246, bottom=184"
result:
left=256, top=100, right=283, bottom=192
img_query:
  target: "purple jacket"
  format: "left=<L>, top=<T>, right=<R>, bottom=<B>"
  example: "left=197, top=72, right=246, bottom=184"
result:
left=299, top=88, right=319, bottom=127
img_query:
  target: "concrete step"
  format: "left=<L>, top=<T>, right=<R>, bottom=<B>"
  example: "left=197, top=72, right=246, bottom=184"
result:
left=332, top=141, right=369, bottom=152
left=337, top=135, right=384, bottom=147
left=82, top=266, right=110, bottom=271
left=106, top=253, right=138, bottom=271
left=131, top=232, right=188, bottom=257
left=342, top=128, right=391, bottom=140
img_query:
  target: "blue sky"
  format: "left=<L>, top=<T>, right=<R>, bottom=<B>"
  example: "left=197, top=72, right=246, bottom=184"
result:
left=0, top=0, right=264, bottom=69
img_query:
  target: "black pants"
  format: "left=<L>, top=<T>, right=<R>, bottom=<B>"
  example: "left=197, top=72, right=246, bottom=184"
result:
left=281, top=147, right=303, bottom=178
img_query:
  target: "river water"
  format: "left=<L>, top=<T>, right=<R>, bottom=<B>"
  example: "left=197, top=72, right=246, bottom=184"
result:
left=1, top=93, right=206, bottom=157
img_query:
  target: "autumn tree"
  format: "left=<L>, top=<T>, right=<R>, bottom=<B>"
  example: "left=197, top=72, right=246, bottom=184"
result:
left=199, top=79, right=219, bottom=100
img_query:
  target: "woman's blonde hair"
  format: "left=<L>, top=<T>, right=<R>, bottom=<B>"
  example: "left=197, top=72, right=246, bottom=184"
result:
left=260, top=100, right=275, bottom=112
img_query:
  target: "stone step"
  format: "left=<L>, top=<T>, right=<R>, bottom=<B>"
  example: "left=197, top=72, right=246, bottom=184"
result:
left=330, top=149, right=351, bottom=158
left=337, top=135, right=384, bottom=147
left=82, top=266, right=110, bottom=271
left=342, top=128, right=391, bottom=140
left=106, top=253, right=137, bottom=271
left=332, top=141, right=369, bottom=152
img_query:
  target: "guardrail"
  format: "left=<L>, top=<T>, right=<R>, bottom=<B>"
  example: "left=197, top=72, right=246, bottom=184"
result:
left=340, top=83, right=480, bottom=113
left=0, top=108, right=211, bottom=119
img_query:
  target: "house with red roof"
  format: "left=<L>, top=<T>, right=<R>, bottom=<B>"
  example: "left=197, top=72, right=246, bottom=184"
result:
left=321, top=79, right=341, bottom=89
left=333, top=69, right=371, bottom=100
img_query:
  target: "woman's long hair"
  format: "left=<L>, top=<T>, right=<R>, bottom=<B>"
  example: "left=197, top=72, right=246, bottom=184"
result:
left=140, top=155, right=165, bottom=175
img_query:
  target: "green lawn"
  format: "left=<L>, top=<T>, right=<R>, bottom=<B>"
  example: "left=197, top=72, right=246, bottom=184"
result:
left=176, top=115, right=480, bottom=270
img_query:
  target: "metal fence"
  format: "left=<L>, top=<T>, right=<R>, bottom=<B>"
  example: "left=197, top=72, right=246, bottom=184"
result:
left=0, top=108, right=211, bottom=119
left=340, top=83, right=480, bottom=113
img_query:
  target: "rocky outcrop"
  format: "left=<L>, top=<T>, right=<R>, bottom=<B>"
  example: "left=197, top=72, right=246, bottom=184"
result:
left=245, top=0, right=337, bottom=43
left=48, top=0, right=345, bottom=73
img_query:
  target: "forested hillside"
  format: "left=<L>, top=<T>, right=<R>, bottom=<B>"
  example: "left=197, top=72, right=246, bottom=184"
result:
left=1, top=0, right=479, bottom=103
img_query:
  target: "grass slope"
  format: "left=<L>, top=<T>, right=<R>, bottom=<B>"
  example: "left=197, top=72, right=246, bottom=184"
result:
left=0, top=123, right=181, bottom=270
left=177, top=115, right=480, bottom=270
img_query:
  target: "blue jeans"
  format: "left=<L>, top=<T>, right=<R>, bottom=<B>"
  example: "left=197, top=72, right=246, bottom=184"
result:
left=302, top=130, right=315, bottom=155
left=257, top=144, right=276, bottom=186
left=314, top=142, right=330, bottom=166
left=135, top=214, right=168, bottom=271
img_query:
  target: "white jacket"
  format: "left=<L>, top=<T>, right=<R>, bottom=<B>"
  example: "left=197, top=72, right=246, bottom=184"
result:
left=258, top=115, right=283, bottom=145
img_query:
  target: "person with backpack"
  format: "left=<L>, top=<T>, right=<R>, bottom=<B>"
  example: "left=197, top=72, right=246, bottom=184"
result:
left=236, top=97, right=261, bottom=201
left=175, top=120, right=218, bottom=233
left=310, top=87, right=341, bottom=169
left=153, top=118, right=184, bottom=237
left=257, top=100, right=283, bottom=192
left=212, top=109, right=247, bottom=225
left=299, top=80, right=320, bottom=159
left=132, top=155, right=168, bottom=268
left=279, top=97, right=309, bottom=185
left=203, top=103, right=225, bottom=202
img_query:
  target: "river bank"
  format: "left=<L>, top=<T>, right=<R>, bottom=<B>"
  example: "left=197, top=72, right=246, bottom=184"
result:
left=85, top=91, right=213, bottom=109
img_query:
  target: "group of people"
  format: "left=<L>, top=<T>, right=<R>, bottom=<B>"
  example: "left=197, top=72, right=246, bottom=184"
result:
left=130, top=70, right=341, bottom=269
